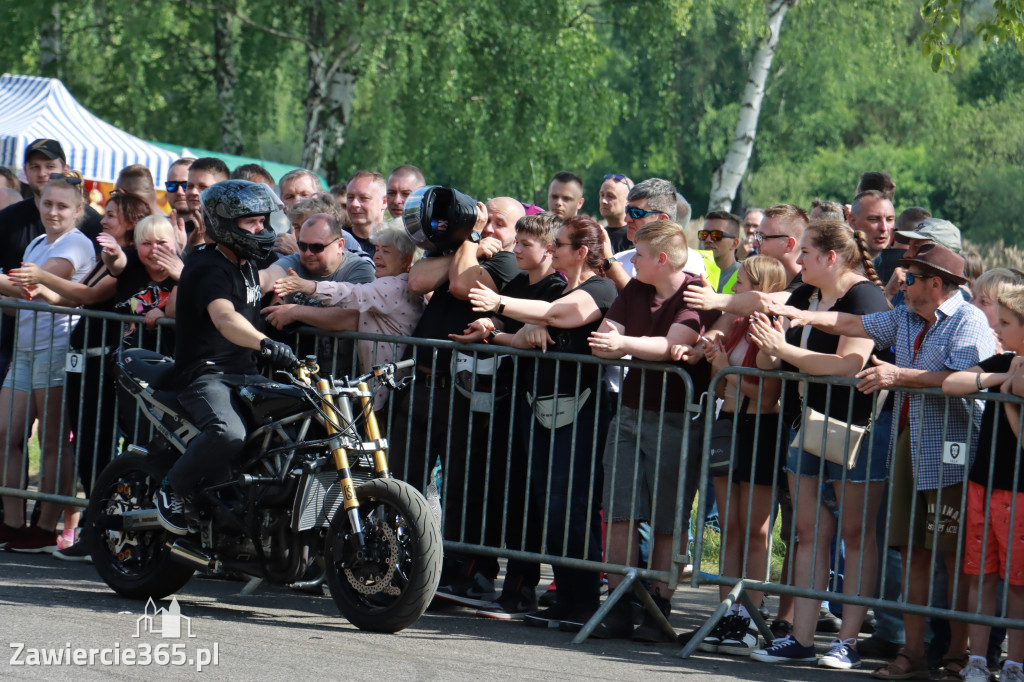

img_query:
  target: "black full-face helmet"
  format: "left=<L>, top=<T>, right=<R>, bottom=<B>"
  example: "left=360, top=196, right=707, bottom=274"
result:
left=402, top=185, right=479, bottom=254
left=201, top=180, right=278, bottom=261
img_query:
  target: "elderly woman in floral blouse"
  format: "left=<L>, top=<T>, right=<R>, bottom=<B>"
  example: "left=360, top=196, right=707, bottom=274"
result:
left=272, top=220, right=423, bottom=407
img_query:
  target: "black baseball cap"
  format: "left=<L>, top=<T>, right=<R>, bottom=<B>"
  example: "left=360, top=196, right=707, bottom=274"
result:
left=24, top=138, right=66, bottom=164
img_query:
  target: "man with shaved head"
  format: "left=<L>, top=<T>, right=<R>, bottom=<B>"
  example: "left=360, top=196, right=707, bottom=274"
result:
left=395, top=195, right=527, bottom=605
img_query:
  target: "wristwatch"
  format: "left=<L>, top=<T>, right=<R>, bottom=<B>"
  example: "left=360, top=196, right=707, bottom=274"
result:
left=487, top=329, right=500, bottom=341
left=603, top=256, right=616, bottom=270
left=469, top=232, right=482, bottom=243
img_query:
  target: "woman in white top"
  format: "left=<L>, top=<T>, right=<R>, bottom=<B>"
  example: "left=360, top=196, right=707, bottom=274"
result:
left=0, top=172, right=96, bottom=552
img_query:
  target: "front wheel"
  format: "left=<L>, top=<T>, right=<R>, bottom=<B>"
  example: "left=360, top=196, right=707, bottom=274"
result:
left=86, top=452, right=195, bottom=600
left=323, top=478, right=442, bottom=632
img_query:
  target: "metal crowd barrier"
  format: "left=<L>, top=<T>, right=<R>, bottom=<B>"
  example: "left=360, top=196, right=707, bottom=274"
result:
left=682, top=365, right=1024, bottom=659
left=5, top=299, right=1020, bottom=658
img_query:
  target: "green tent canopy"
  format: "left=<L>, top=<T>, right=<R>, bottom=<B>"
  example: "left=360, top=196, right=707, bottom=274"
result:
left=147, top=141, right=326, bottom=186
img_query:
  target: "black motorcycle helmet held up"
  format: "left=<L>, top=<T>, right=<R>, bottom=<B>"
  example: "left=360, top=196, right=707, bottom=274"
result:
left=402, top=185, right=479, bottom=254
left=201, top=180, right=279, bottom=262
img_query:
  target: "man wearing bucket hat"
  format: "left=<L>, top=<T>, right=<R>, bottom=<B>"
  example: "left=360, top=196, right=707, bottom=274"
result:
left=769, top=242, right=994, bottom=678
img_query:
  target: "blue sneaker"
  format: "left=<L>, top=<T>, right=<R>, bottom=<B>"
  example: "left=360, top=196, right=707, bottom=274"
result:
left=750, top=635, right=816, bottom=663
left=819, top=638, right=862, bottom=669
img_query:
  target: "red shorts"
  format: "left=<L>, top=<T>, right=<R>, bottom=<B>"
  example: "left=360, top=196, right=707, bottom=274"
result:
left=963, top=481, right=1024, bottom=585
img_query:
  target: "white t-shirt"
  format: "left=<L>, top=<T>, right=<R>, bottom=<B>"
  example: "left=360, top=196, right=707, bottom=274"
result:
left=17, top=229, right=96, bottom=351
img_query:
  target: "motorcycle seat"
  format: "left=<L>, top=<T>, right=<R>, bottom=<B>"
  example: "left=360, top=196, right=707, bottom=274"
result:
left=120, top=348, right=178, bottom=390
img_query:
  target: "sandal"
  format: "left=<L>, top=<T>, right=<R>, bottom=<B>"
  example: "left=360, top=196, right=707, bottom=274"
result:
left=871, top=649, right=930, bottom=680
left=939, top=653, right=969, bottom=679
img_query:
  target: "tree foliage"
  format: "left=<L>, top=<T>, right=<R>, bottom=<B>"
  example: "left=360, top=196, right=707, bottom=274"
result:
left=2, top=0, right=1023, bottom=248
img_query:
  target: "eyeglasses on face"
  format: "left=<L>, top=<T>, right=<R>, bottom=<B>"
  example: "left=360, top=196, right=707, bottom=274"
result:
left=904, top=271, right=936, bottom=286
left=552, top=240, right=575, bottom=250
left=625, top=206, right=661, bottom=220
left=49, top=172, right=82, bottom=186
left=754, top=232, right=788, bottom=245
left=604, top=173, right=634, bottom=189
left=698, top=229, right=736, bottom=242
left=165, top=181, right=188, bottom=192
left=297, top=237, right=340, bottom=254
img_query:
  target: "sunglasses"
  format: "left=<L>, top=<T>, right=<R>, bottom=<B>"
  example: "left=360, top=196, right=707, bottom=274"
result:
left=754, top=232, right=788, bottom=245
left=604, top=173, right=634, bottom=189
left=165, top=180, right=188, bottom=192
left=626, top=206, right=661, bottom=220
left=297, top=238, right=339, bottom=254
left=904, top=271, right=935, bottom=286
left=698, top=229, right=736, bottom=242
left=552, top=240, right=575, bottom=249
left=49, top=172, right=82, bottom=185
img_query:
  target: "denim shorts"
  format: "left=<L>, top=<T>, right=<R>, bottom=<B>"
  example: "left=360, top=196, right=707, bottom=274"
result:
left=2, top=348, right=65, bottom=391
left=785, top=409, right=892, bottom=484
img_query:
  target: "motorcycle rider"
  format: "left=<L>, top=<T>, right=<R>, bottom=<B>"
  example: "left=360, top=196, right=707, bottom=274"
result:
left=155, top=180, right=299, bottom=535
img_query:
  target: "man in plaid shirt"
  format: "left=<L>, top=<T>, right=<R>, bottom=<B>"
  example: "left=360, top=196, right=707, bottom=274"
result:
left=771, top=242, right=995, bottom=679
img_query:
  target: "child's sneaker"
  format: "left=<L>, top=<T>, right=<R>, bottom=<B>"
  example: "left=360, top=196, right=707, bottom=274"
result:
left=819, top=638, right=861, bottom=669
left=750, top=635, right=816, bottom=663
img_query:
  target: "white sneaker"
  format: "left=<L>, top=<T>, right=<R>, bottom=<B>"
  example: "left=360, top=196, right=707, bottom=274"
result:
left=1001, top=663, right=1024, bottom=682
left=960, top=658, right=991, bottom=682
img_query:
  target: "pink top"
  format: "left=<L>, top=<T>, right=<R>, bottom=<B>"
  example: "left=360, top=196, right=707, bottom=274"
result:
left=313, top=273, right=425, bottom=407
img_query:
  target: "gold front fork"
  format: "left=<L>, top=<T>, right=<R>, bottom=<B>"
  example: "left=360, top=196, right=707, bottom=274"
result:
left=316, top=379, right=359, bottom=512
left=356, top=382, right=391, bottom=477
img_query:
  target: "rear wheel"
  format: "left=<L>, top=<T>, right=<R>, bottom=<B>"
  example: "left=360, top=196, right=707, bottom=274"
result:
left=324, top=478, right=442, bottom=632
left=86, top=452, right=194, bottom=600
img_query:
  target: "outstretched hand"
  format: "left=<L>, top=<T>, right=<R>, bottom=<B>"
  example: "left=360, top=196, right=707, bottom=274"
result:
left=274, top=268, right=316, bottom=298
left=468, top=280, right=500, bottom=313
left=855, top=354, right=900, bottom=394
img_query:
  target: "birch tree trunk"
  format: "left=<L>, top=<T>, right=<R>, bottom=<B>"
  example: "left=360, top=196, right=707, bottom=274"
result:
left=214, top=4, right=244, bottom=155
left=299, top=5, right=357, bottom=176
left=38, top=2, right=63, bottom=80
left=708, top=0, right=795, bottom=212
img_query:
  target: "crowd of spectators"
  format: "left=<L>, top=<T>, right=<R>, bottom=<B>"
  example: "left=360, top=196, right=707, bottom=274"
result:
left=0, top=140, right=1022, bottom=680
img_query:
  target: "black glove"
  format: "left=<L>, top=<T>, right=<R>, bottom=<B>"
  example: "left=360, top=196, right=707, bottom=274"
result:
left=259, top=338, right=299, bottom=370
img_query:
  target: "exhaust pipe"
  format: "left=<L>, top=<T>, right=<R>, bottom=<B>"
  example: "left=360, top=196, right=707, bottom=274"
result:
left=168, top=540, right=215, bottom=571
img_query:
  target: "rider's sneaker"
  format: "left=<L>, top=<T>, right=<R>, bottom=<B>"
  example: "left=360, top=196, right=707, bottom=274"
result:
left=434, top=571, right=499, bottom=608
left=750, top=635, right=816, bottom=663
left=7, top=525, right=59, bottom=553
left=476, top=586, right=538, bottom=620
left=819, top=638, right=862, bottom=669
left=154, top=485, right=189, bottom=536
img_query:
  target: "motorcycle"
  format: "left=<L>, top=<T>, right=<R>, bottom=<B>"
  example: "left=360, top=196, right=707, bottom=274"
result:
left=86, top=348, right=442, bottom=633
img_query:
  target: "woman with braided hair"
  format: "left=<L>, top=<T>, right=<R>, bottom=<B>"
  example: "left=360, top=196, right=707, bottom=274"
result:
left=743, top=219, right=892, bottom=669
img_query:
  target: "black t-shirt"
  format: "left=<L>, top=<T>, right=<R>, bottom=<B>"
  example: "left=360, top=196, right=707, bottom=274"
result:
left=782, top=281, right=891, bottom=426
left=530, top=275, right=617, bottom=396
left=605, top=226, right=632, bottom=254
left=174, top=245, right=261, bottom=380
left=970, top=353, right=1024, bottom=492
left=0, top=198, right=102, bottom=273
left=114, top=250, right=177, bottom=355
left=411, top=251, right=522, bottom=370
left=498, top=271, right=567, bottom=334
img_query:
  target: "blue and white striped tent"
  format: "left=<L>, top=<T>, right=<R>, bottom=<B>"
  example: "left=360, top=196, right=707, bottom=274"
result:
left=0, top=73, right=179, bottom=184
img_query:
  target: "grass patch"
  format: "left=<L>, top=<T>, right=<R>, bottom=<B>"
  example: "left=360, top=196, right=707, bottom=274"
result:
left=691, top=493, right=788, bottom=583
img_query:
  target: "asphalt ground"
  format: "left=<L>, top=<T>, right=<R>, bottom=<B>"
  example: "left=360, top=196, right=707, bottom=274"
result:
left=0, top=550, right=915, bottom=681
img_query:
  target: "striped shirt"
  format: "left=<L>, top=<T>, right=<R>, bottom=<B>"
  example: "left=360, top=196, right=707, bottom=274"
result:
left=861, top=294, right=994, bottom=490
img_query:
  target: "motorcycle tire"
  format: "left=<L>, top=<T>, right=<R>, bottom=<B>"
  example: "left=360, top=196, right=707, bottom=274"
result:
left=324, top=478, right=442, bottom=633
left=87, top=452, right=195, bottom=600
